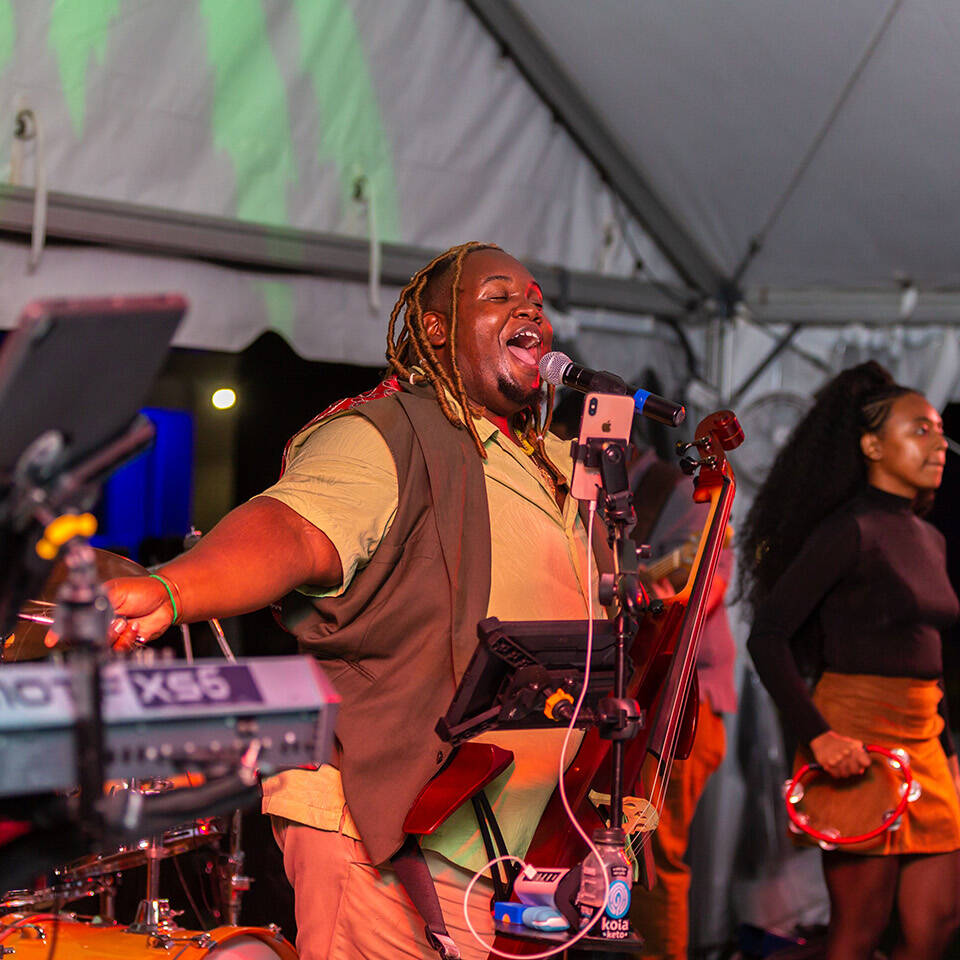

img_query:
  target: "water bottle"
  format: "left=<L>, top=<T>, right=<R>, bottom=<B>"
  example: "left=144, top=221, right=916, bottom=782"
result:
left=577, top=827, right=633, bottom=940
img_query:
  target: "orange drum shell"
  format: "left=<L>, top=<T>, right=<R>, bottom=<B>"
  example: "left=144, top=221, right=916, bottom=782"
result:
left=0, top=916, right=298, bottom=959
left=164, top=925, right=299, bottom=960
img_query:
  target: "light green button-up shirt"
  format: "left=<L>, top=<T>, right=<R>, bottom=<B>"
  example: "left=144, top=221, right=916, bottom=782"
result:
left=261, top=407, right=600, bottom=871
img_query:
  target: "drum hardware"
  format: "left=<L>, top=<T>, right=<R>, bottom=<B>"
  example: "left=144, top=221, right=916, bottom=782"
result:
left=148, top=930, right=215, bottom=950
left=127, top=896, right=183, bottom=937
left=0, top=914, right=60, bottom=944
left=0, top=914, right=298, bottom=958
left=100, top=875, right=117, bottom=923
left=208, top=618, right=237, bottom=664
left=0, top=876, right=115, bottom=917
left=216, top=810, right=252, bottom=926
left=55, top=816, right=224, bottom=882
left=177, top=616, right=237, bottom=666
left=167, top=527, right=236, bottom=666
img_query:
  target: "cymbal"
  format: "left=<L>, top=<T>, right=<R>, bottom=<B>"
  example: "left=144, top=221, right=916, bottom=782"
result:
left=2, top=548, right=148, bottom=661
left=56, top=815, right=224, bottom=881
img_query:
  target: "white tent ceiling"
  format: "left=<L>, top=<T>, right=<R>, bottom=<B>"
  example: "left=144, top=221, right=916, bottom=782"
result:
left=1, top=0, right=959, bottom=392
left=464, top=0, right=960, bottom=420
left=508, top=0, right=960, bottom=291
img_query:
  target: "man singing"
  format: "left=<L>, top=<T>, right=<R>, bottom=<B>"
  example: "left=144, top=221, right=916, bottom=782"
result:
left=108, top=242, right=606, bottom=960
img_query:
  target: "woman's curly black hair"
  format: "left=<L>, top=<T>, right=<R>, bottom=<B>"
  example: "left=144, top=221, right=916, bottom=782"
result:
left=737, top=360, right=919, bottom=621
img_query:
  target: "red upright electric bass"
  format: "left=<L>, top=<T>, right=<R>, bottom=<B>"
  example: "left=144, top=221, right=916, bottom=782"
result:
left=492, top=409, right=743, bottom=953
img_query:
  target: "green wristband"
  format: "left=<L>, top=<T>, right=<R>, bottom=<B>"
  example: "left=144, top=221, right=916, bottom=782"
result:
left=149, top=573, right=179, bottom=624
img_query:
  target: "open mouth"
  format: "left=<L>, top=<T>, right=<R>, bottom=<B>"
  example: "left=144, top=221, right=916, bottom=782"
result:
left=505, top=326, right=542, bottom=370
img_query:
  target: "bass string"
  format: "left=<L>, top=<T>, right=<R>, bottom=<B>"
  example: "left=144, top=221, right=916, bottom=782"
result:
left=646, top=489, right=733, bottom=815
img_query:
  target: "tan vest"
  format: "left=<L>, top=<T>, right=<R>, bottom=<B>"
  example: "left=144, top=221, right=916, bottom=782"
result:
left=279, top=385, right=491, bottom=864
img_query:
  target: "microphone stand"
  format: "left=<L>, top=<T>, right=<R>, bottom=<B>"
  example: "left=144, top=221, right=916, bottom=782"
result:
left=568, top=435, right=647, bottom=953
left=593, top=441, right=646, bottom=834
left=2, top=418, right=155, bottom=848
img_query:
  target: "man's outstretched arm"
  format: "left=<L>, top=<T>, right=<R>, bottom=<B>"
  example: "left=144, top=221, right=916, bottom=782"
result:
left=107, top=496, right=342, bottom=646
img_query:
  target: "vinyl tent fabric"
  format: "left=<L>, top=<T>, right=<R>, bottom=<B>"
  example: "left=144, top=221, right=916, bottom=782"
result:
left=513, top=0, right=960, bottom=290
left=0, top=0, right=675, bottom=364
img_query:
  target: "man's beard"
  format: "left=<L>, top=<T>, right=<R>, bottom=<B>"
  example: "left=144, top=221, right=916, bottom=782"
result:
left=497, top=374, right=540, bottom=409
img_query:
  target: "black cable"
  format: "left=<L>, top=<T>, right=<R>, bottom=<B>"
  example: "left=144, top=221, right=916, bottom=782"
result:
left=611, top=196, right=696, bottom=309
left=193, top=850, right=218, bottom=920
left=46, top=897, right=62, bottom=960
left=660, top=316, right=701, bottom=382
left=173, top=855, right=210, bottom=931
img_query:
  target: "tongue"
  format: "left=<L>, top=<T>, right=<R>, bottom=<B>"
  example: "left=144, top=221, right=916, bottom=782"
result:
left=507, top=344, right=538, bottom=368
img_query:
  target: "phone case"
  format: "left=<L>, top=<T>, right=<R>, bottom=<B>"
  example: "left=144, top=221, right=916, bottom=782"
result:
left=570, top=393, right=636, bottom=501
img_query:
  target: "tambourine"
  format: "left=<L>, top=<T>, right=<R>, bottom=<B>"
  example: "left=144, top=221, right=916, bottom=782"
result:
left=783, top=744, right=921, bottom=849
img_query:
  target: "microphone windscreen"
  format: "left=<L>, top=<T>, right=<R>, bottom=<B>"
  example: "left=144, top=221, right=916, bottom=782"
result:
left=539, top=351, right=571, bottom=386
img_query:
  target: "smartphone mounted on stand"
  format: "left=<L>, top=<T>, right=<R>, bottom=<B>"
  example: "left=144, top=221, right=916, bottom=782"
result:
left=569, top=393, right=636, bottom=502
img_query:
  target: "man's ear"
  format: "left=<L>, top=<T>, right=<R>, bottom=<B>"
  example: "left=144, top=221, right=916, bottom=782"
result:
left=422, top=311, right=449, bottom=348
left=860, top=431, right=882, bottom=461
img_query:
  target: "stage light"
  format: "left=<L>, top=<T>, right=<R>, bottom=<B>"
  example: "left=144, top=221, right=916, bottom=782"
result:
left=211, top=387, right=236, bottom=410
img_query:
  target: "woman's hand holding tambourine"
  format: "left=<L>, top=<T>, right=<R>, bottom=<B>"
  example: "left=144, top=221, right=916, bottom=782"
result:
left=810, top=730, right=871, bottom=778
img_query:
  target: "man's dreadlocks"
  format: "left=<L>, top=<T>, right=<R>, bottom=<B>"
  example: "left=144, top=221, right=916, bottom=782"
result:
left=385, top=242, right=560, bottom=479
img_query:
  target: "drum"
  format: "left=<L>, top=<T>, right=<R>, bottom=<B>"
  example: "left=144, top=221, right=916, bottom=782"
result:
left=0, top=876, right=109, bottom=912
left=0, top=915, right=298, bottom=959
left=56, top=817, right=224, bottom=880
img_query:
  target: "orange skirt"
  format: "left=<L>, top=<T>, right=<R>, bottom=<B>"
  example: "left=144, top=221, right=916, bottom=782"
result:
left=792, top=672, right=960, bottom=855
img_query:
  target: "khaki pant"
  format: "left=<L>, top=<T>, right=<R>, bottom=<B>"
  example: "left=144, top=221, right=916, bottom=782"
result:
left=272, top=818, right=496, bottom=960
left=630, top=700, right=726, bottom=960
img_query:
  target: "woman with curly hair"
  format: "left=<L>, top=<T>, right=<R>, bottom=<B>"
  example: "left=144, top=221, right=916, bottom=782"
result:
left=740, top=361, right=960, bottom=959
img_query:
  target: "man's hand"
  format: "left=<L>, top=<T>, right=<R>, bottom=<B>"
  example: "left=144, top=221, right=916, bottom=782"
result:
left=100, top=497, right=342, bottom=653
left=106, top=576, right=177, bottom=650
left=809, top=730, right=871, bottom=778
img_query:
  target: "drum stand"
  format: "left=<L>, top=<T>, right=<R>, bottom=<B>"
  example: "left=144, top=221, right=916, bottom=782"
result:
left=125, top=808, right=252, bottom=935
left=178, top=590, right=250, bottom=926
left=217, top=810, right=252, bottom=927
left=98, top=877, right=117, bottom=922
left=126, top=779, right=183, bottom=936
left=126, top=841, right=180, bottom=935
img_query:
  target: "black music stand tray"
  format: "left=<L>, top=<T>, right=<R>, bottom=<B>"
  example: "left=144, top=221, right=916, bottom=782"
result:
left=436, top=616, right=629, bottom=745
left=0, top=294, right=186, bottom=636
left=0, top=294, right=185, bottom=844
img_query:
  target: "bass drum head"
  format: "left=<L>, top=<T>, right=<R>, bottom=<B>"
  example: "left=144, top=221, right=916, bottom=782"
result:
left=178, top=927, right=299, bottom=959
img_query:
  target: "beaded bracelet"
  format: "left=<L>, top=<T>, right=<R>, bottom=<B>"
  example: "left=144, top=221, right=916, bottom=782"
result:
left=149, top=573, right=181, bottom=624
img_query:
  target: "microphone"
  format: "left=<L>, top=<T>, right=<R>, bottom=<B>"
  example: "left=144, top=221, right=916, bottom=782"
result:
left=539, top=352, right=686, bottom=427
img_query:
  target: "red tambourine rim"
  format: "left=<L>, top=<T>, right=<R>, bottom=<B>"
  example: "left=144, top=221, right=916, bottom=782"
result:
left=784, top=744, right=914, bottom=845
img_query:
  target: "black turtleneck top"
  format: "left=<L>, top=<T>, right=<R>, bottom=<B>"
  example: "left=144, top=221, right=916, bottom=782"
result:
left=747, top=485, right=959, bottom=753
